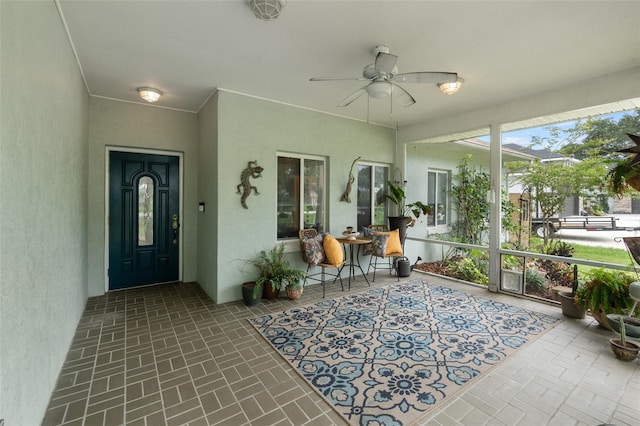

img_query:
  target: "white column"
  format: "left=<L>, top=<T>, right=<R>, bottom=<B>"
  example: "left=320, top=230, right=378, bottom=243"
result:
left=488, top=123, right=502, bottom=292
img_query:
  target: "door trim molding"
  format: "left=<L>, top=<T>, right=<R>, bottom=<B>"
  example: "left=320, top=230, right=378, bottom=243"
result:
left=104, top=146, right=184, bottom=292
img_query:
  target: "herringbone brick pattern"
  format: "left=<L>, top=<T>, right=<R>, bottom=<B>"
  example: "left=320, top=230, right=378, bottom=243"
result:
left=41, top=272, right=639, bottom=425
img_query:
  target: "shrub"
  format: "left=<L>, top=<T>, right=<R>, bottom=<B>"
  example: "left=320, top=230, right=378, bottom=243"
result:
left=446, top=257, right=489, bottom=285
left=525, top=268, right=546, bottom=294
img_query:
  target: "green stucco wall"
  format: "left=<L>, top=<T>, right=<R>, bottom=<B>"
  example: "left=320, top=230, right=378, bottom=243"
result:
left=0, top=2, right=89, bottom=424
left=86, top=98, right=199, bottom=297
left=199, top=91, right=396, bottom=303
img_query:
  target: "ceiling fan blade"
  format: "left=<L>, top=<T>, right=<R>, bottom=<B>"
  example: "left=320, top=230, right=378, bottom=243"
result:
left=310, top=77, right=366, bottom=81
left=392, top=72, right=458, bottom=84
left=390, top=82, right=416, bottom=107
left=375, top=52, right=398, bottom=75
left=337, top=85, right=368, bottom=107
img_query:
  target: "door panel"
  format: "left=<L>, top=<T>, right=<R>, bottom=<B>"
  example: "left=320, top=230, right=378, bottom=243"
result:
left=109, top=151, right=180, bottom=290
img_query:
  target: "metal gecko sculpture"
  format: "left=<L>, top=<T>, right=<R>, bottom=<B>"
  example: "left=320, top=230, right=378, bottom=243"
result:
left=237, top=160, right=264, bottom=209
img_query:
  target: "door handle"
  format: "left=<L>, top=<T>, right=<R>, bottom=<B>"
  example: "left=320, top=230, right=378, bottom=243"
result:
left=172, top=213, right=179, bottom=244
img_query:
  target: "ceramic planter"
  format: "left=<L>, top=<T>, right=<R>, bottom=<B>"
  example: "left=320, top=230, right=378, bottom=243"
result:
left=558, top=291, right=586, bottom=319
left=242, top=281, right=261, bottom=306
left=609, top=338, right=640, bottom=361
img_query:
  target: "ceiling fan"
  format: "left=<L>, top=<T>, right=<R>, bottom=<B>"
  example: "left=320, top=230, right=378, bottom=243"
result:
left=310, top=46, right=460, bottom=108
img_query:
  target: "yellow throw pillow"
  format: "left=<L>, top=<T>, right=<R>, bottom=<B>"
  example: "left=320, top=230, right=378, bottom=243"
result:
left=373, top=229, right=402, bottom=256
left=323, top=234, right=344, bottom=266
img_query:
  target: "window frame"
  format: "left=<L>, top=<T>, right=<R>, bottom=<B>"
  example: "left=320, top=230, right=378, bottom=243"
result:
left=427, top=169, right=451, bottom=227
left=276, top=152, right=326, bottom=241
left=356, top=162, right=390, bottom=232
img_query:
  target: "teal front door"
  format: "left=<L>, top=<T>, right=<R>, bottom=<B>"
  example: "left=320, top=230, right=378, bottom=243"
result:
left=109, top=151, right=180, bottom=290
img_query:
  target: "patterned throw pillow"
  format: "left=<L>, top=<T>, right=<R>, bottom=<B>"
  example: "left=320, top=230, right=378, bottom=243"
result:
left=364, top=232, right=389, bottom=257
left=302, top=234, right=325, bottom=266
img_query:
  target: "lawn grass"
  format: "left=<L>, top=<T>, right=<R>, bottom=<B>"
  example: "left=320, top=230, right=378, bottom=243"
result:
left=529, top=236, right=635, bottom=276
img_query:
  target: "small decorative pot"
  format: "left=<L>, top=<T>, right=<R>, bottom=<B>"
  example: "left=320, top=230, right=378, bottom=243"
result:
left=286, top=287, right=303, bottom=300
left=609, top=338, right=640, bottom=361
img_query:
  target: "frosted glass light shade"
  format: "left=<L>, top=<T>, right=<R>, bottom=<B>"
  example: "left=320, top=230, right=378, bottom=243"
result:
left=137, top=87, right=162, bottom=103
left=438, top=77, right=464, bottom=95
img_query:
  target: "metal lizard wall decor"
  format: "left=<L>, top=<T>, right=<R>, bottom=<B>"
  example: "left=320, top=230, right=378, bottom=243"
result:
left=237, top=160, right=264, bottom=209
left=340, top=156, right=361, bottom=203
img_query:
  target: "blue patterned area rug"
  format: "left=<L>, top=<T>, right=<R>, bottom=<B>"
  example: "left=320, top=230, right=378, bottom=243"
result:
left=249, top=279, right=560, bottom=426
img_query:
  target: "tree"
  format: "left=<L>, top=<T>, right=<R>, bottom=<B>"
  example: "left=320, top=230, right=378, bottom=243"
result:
left=510, top=157, right=606, bottom=246
left=529, top=109, right=640, bottom=161
left=450, top=155, right=516, bottom=245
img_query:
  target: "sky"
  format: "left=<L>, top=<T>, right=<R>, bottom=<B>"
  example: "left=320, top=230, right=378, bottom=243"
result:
left=499, top=111, right=629, bottom=147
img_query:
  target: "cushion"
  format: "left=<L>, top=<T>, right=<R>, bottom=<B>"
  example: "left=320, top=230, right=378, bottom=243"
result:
left=302, top=234, right=325, bottom=266
left=385, top=229, right=402, bottom=255
left=370, top=229, right=402, bottom=256
left=323, top=234, right=344, bottom=266
left=364, top=232, right=389, bottom=257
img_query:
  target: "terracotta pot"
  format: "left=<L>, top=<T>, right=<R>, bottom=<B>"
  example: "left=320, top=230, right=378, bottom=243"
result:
left=286, top=287, right=303, bottom=300
left=609, top=338, right=640, bottom=361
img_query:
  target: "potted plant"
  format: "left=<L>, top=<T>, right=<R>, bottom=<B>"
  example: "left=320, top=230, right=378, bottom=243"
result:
left=610, top=315, right=640, bottom=361
left=385, top=180, right=431, bottom=244
left=285, top=280, right=304, bottom=300
left=558, top=265, right=586, bottom=319
left=575, top=268, right=637, bottom=329
left=241, top=281, right=262, bottom=306
left=606, top=133, right=640, bottom=197
left=606, top=158, right=640, bottom=197
left=251, top=244, right=306, bottom=300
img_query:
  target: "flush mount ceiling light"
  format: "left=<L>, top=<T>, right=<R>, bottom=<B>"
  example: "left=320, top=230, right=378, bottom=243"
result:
left=136, top=87, right=162, bottom=103
left=249, top=0, right=286, bottom=21
left=438, top=77, right=464, bottom=95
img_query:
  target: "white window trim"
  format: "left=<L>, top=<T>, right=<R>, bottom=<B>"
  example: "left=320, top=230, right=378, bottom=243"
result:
left=357, top=161, right=390, bottom=228
left=427, top=169, right=451, bottom=229
left=276, top=152, right=327, bottom=247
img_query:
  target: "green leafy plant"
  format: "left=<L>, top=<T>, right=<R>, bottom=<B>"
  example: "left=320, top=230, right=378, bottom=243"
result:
left=607, top=158, right=640, bottom=197
left=385, top=180, right=432, bottom=222
left=576, top=268, right=637, bottom=320
left=249, top=244, right=306, bottom=297
left=525, top=268, right=546, bottom=294
left=543, top=240, right=575, bottom=258
left=446, top=257, right=489, bottom=285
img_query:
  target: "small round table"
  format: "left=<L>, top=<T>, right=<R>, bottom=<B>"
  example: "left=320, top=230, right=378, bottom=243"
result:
left=336, top=237, right=371, bottom=290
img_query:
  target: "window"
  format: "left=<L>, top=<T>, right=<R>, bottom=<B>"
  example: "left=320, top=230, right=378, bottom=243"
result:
left=356, top=163, right=389, bottom=232
left=277, top=154, right=325, bottom=239
left=138, top=176, right=154, bottom=246
left=427, top=170, right=449, bottom=226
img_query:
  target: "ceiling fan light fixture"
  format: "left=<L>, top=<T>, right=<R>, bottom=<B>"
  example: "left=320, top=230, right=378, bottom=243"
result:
left=438, top=77, right=464, bottom=95
left=249, top=0, right=286, bottom=21
left=366, top=81, right=391, bottom=99
left=137, top=87, right=162, bottom=103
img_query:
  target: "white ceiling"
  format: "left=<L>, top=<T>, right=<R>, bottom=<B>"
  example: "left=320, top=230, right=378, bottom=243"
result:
left=57, top=0, right=640, bottom=128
